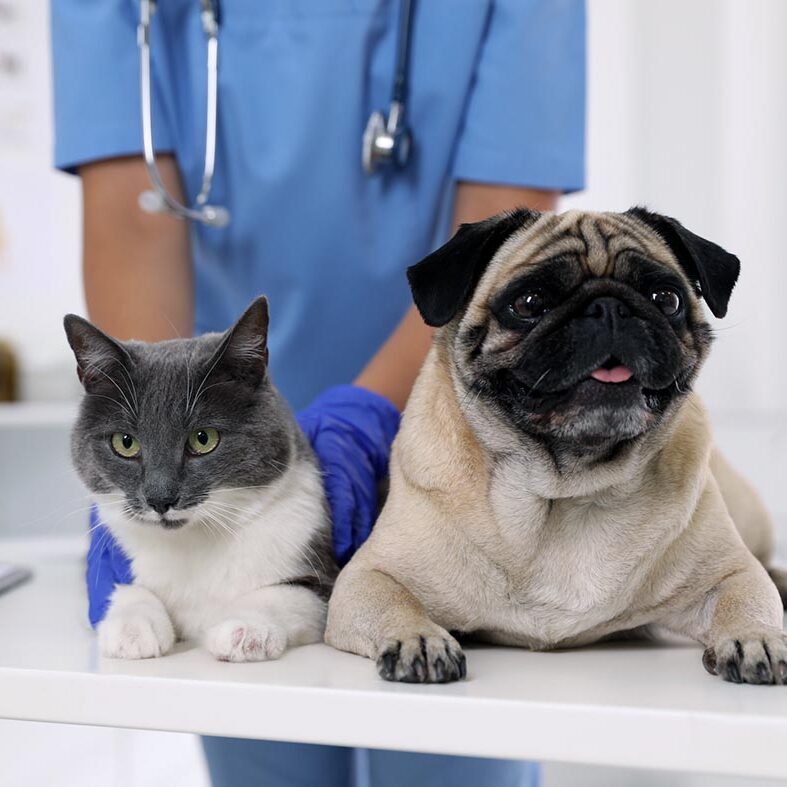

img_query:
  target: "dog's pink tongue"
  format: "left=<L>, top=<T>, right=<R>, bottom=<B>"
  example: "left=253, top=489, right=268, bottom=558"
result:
left=590, top=365, right=633, bottom=384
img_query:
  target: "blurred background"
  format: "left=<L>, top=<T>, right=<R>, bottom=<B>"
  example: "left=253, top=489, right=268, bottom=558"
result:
left=0, top=0, right=785, bottom=785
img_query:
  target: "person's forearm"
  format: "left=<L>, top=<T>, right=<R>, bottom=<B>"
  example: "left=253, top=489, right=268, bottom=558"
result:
left=80, top=155, right=193, bottom=341
left=354, top=183, right=559, bottom=409
left=451, top=182, right=559, bottom=227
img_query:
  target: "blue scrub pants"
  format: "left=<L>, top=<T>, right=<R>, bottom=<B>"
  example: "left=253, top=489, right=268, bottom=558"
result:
left=202, top=739, right=540, bottom=787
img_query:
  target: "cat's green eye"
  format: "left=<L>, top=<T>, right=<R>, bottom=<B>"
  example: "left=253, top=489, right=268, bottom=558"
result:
left=111, top=433, right=141, bottom=458
left=187, top=427, right=220, bottom=456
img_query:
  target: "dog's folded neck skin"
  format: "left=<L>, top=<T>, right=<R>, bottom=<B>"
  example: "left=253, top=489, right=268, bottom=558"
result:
left=408, top=208, right=732, bottom=495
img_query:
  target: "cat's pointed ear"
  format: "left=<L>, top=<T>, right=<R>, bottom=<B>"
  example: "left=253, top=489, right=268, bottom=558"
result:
left=63, top=314, right=132, bottom=390
left=626, top=207, right=740, bottom=318
left=407, top=209, right=538, bottom=327
left=210, top=296, right=270, bottom=387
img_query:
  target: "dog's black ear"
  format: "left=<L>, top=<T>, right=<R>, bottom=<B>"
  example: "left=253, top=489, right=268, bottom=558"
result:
left=407, top=209, right=537, bottom=327
left=627, top=207, right=740, bottom=318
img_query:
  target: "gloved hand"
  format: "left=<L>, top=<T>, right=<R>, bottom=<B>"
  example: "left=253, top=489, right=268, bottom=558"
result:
left=87, top=506, right=134, bottom=627
left=85, top=384, right=400, bottom=627
left=297, top=384, right=400, bottom=566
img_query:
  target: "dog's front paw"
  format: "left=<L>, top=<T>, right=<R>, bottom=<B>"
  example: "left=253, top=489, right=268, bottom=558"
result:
left=703, top=632, right=787, bottom=685
left=377, top=633, right=466, bottom=684
left=98, top=611, right=175, bottom=660
left=204, top=619, right=287, bottom=663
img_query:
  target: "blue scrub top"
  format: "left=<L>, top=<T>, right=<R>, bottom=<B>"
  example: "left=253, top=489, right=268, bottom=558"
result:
left=52, top=0, right=585, bottom=409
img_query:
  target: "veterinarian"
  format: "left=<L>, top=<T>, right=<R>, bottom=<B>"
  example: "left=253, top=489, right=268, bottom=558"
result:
left=51, top=1, right=585, bottom=785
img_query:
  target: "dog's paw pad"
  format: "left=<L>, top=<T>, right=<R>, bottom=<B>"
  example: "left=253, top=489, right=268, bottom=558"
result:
left=376, top=634, right=466, bottom=684
left=205, top=619, right=287, bottom=662
left=99, top=613, right=174, bottom=660
left=704, top=633, right=787, bottom=685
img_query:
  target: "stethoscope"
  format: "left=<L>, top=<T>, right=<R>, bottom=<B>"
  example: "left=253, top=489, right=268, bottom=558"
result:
left=137, top=0, right=415, bottom=229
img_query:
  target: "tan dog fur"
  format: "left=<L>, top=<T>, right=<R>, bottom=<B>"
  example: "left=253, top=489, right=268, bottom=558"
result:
left=326, top=210, right=786, bottom=684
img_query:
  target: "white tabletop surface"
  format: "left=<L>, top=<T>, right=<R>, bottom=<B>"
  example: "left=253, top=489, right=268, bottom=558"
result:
left=1, top=537, right=787, bottom=779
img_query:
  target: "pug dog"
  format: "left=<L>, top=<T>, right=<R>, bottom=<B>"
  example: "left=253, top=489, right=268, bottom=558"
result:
left=325, top=207, right=787, bottom=685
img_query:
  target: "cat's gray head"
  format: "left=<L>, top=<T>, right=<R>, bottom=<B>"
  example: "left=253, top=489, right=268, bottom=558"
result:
left=64, top=297, right=294, bottom=532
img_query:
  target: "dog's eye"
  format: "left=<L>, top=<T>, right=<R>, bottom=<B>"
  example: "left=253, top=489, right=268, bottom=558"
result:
left=509, top=291, right=550, bottom=320
left=651, top=288, right=682, bottom=317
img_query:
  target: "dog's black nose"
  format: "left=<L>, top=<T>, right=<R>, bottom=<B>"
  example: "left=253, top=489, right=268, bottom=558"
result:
left=147, top=495, right=180, bottom=515
left=583, top=296, right=631, bottom=324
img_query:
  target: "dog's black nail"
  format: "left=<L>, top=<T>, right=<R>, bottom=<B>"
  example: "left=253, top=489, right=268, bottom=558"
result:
left=378, top=655, right=396, bottom=679
left=377, top=642, right=401, bottom=680
left=702, top=648, right=718, bottom=675
left=457, top=651, right=467, bottom=680
left=755, top=661, right=773, bottom=684
left=411, top=655, right=426, bottom=682
left=433, top=657, right=446, bottom=682
left=726, top=661, right=742, bottom=683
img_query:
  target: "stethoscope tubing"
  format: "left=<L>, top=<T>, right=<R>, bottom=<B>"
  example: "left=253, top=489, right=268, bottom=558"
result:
left=138, top=0, right=229, bottom=226
left=138, top=0, right=413, bottom=227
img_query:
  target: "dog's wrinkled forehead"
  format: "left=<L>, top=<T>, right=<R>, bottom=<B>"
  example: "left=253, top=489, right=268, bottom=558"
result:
left=469, top=210, right=681, bottom=315
left=407, top=207, right=740, bottom=326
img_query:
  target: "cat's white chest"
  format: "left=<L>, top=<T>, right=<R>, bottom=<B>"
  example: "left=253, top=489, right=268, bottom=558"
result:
left=100, top=462, right=326, bottom=640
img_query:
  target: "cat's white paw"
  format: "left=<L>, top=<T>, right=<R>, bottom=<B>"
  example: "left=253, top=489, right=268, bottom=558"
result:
left=99, top=610, right=175, bottom=660
left=204, top=618, right=287, bottom=662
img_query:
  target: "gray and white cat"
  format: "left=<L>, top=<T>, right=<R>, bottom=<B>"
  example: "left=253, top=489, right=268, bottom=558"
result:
left=64, top=297, right=336, bottom=662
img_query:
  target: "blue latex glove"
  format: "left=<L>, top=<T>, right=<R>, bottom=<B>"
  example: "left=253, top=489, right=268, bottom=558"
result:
left=85, top=384, right=400, bottom=627
left=87, top=506, right=134, bottom=627
left=297, top=385, right=400, bottom=566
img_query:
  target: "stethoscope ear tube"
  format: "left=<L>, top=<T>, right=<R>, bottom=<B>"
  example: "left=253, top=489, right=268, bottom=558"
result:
left=138, top=0, right=230, bottom=227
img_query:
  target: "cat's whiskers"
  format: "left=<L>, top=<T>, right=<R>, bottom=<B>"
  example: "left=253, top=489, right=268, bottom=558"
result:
left=184, top=356, right=193, bottom=417
left=188, top=380, right=225, bottom=405
left=198, top=506, right=239, bottom=541
left=208, top=483, right=277, bottom=494
left=263, top=457, right=288, bottom=472
left=90, top=527, right=115, bottom=589
left=114, top=357, right=140, bottom=414
left=187, top=333, right=234, bottom=418
left=198, top=511, right=221, bottom=540
left=199, top=501, right=249, bottom=532
left=13, top=491, right=120, bottom=532
left=203, top=498, right=258, bottom=515
left=84, top=392, right=135, bottom=421
left=270, top=526, right=327, bottom=581
left=82, top=360, right=138, bottom=420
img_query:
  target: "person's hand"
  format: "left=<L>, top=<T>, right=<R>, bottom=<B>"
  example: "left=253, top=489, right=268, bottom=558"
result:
left=84, top=384, right=400, bottom=626
left=296, top=384, right=400, bottom=566
left=86, top=506, right=133, bottom=627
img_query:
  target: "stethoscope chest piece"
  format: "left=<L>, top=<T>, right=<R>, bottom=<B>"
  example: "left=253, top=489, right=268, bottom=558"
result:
left=362, top=0, right=415, bottom=176
left=362, top=102, right=412, bottom=175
